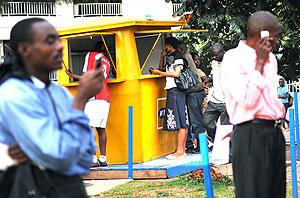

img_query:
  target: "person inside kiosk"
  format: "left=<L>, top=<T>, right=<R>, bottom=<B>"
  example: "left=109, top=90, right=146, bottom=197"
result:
left=66, top=41, right=111, bottom=167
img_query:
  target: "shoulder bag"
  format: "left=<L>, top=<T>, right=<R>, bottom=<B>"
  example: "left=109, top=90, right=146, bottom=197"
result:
left=175, top=65, right=199, bottom=91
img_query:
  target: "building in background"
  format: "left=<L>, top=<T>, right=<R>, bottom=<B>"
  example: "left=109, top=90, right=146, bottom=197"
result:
left=0, top=0, right=182, bottom=64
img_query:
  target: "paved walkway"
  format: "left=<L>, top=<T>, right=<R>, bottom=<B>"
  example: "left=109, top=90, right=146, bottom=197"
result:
left=215, top=162, right=300, bottom=181
left=84, top=179, right=131, bottom=196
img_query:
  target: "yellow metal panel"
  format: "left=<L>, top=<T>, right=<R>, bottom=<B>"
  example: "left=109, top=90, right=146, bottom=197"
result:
left=136, top=29, right=209, bottom=34
left=115, top=29, right=141, bottom=79
left=139, top=77, right=177, bottom=161
left=59, top=18, right=185, bottom=36
left=58, top=38, right=70, bottom=85
left=60, top=31, right=113, bottom=39
left=105, top=80, right=144, bottom=163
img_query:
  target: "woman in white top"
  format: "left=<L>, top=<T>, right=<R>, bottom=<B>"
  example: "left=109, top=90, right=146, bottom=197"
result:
left=151, top=37, right=189, bottom=160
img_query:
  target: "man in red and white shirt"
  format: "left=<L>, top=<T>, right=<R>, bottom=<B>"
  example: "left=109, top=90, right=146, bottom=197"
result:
left=66, top=41, right=111, bottom=167
left=221, top=11, right=285, bottom=198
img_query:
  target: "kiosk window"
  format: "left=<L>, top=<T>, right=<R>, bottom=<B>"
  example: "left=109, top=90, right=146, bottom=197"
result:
left=135, top=33, right=164, bottom=75
left=68, top=34, right=116, bottom=81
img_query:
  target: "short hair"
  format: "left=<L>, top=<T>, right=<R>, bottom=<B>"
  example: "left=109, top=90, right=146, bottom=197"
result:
left=165, top=37, right=179, bottom=49
left=94, top=41, right=105, bottom=52
left=177, top=40, right=188, bottom=54
left=10, top=18, right=46, bottom=58
left=190, top=52, right=199, bottom=59
left=279, top=77, right=285, bottom=81
left=247, top=11, right=281, bottom=38
left=0, top=18, right=47, bottom=81
left=211, top=43, right=224, bottom=52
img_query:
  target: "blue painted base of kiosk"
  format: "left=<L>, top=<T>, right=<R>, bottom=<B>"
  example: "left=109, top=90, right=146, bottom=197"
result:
left=84, top=153, right=211, bottom=179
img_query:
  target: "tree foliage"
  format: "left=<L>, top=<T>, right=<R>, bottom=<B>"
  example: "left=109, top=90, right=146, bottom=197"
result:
left=180, top=0, right=300, bottom=80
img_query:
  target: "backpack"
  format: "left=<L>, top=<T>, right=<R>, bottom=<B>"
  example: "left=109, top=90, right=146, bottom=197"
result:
left=174, top=58, right=199, bottom=91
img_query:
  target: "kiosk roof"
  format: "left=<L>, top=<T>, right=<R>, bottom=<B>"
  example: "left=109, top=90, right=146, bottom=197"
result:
left=59, top=18, right=186, bottom=36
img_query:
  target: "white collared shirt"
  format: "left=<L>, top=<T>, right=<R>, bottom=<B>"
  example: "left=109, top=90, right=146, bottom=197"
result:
left=209, top=60, right=225, bottom=103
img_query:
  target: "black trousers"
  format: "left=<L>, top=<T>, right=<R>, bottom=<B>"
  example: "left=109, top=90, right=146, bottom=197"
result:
left=187, top=90, right=206, bottom=134
left=0, top=167, right=88, bottom=198
left=232, top=123, right=286, bottom=198
left=47, top=171, right=88, bottom=198
left=203, top=101, right=230, bottom=141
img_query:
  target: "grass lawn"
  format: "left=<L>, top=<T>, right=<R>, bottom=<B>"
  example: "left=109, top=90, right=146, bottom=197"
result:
left=95, top=175, right=299, bottom=198
left=96, top=175, right=234, bottom=198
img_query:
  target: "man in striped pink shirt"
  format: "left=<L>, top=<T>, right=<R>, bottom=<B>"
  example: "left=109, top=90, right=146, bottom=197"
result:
left=221, top=11, right=286, bottom=198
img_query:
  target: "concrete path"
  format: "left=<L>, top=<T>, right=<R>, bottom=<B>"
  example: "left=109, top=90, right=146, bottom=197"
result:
left=84, top=179, right=131, bottom=196
left=216, top=161, right=300, bottom=181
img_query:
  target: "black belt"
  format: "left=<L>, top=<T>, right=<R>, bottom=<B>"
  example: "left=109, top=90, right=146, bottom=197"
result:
left=237, top=118, right=277, bottom=127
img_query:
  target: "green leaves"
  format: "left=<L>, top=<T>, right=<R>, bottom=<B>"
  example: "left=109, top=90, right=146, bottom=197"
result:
left=182, top=0, right=300, bottom=80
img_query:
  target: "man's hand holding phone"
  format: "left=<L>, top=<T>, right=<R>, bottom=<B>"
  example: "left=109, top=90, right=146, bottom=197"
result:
left=255, top=30, right=273, bottom=73
left=73, top=55, right=104, bottom=111
left=95, top=53, right=103, bottom=69
left=149, top=68, right=161, bottom=75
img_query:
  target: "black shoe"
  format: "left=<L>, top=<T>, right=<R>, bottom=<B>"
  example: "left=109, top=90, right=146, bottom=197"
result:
left=211, top=163, right=217, bottom=168
left=97, top=159, right=108, bottom=167
left=186, top=147, right=200, bottom=154
left=193, top=147, right=200, bottom=154
left=186, top=147, right=194, bottom=154
left=91, top=160, right=108, bottom=167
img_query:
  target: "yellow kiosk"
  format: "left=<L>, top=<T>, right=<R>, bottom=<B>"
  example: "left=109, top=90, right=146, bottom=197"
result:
left=58, top=18, right=207, bottom=165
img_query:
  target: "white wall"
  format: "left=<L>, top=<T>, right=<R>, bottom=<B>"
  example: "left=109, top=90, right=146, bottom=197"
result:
left=122, top=0, right=173, bottom=20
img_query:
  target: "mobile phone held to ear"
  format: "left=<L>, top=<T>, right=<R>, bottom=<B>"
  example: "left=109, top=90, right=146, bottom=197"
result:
left=95, top=54, right=103, bottom=69
left=260, top=30, right=269, bottom=38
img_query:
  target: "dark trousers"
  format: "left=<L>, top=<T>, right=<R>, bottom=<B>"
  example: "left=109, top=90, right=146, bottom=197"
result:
left=186, top=125, right=194, bottom=149
left=232, top=123, right=286, bottom=198
left=203, top=101, right=230, bottom=141
left=47, top=171, right=88, bottom=198
left=0, top=169, right=88, bottom=198
left=186, top=91, right=206, bottom=151
left=187, top=91, right=206, bottom=134
left=282, top=103, right=290, bottom=127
